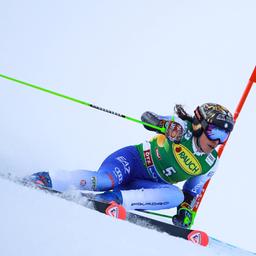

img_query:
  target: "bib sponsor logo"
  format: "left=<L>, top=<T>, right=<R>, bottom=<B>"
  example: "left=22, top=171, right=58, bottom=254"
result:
left=172, top=144, right=202, bottom=175
left=147, top=166, right=159, bottom=181
left=144, top=149, right=153, bottom=167
left=143, top=149, right=161, bottom=181
left=155, top=148, right=161, bottom=160
left=205, top=153, right=216, bottom=166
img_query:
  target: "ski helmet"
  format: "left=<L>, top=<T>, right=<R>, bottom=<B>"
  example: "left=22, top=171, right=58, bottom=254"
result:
left=193, top=103, right=234, bottom=137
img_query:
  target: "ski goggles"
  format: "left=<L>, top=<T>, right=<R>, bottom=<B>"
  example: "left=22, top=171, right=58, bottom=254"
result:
left=203, top=124, right=230, bottom=144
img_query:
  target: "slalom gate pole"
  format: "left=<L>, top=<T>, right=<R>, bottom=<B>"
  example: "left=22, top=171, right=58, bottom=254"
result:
left=0, top=73, right=165, bottom=133
left=192, top=66, right=256, bottom=219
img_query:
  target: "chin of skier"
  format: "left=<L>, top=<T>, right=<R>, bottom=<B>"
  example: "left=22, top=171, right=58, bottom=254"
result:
left=25, top=103, right=234, bottom=229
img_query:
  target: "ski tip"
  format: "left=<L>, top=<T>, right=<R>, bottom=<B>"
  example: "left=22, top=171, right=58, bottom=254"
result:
left=187, top=230, right=209, bottom=247
left=105, top=201, right=127, bottom=220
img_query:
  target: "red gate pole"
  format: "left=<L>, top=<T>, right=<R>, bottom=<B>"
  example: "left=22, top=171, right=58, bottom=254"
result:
left=192, top=66, right=256, bottom=215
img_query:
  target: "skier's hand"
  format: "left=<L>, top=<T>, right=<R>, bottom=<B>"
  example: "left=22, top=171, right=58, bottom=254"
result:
left=141, top=112, right=167, bottom=133
left=172, top=203, right=196, bottom=229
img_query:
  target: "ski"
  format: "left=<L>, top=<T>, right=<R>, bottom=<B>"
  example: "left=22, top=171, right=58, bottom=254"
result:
left=83, top=194, right=209, bottom=247
left=89, top=196, right=209, bottom=246
left=0, top=173, right=209, bottom=247
left=35, top=187, right=209, bottom=247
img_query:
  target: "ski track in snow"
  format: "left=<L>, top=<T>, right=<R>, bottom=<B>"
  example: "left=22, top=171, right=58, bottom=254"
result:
left=0, top=174, right=255, bottom=256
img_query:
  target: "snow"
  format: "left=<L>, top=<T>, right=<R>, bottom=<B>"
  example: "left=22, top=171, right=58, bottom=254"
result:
left=0, top=0, right=256, bottom=254
left=0, top=177, right=254, bottom=256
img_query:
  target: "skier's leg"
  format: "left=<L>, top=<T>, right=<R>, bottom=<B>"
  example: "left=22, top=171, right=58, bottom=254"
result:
left=92, top=146, right=149, bottom=202
left=25, top=146, right=146, bottom=193
left=71, top=145, right=144, bottom=192
left=23, top=170, right=113, bottom=192
left=119, top=180, right=184, bottom=210
left=50, top=169, right=115, bottom=192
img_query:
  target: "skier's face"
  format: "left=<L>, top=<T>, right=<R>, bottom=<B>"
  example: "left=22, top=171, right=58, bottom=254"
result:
left=199, top=132, right=219, bottom=154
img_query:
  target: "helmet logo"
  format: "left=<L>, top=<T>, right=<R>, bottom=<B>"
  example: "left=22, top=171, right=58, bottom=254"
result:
left=198, top=103, right=234, bottom=132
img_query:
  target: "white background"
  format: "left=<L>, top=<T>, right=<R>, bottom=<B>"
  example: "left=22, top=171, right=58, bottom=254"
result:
left=0, top=0, right=255, bottom=252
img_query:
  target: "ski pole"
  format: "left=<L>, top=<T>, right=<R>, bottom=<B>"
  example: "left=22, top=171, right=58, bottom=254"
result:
left=137, top=210, right=173, bottom=219
left=192, top=66, right=256, bottom=217
left=0, top=73, right=165, bottom=133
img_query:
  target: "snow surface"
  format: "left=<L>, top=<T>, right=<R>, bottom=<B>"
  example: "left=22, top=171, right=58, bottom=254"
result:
left=1, top=0, right=256, bottom=253
left=0, top=177, right=254, bottom=256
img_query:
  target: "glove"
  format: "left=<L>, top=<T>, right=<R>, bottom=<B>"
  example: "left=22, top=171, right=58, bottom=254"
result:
left=141, top=111, right=166, bottom=133
left=172, top=192, right=196, bottom=229
left=172, top=203, right=196, bottom=229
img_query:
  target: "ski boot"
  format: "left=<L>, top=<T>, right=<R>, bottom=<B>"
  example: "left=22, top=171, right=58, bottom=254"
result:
left=23, top=172, right=52, bottom=189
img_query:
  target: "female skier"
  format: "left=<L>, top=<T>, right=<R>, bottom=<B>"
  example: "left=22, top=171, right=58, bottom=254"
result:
left=26, top=103, right=234, bottom=228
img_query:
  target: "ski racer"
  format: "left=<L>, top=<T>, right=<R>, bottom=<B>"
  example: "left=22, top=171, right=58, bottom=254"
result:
left=25, top=103, right=234, bottom=229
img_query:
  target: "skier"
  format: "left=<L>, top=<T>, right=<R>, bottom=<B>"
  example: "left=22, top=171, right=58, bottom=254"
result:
left=25, top=103, right=234, bottom=229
